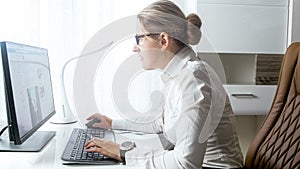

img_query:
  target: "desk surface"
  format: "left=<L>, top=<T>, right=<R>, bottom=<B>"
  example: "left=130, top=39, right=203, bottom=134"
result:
left=0, top=121, right=162, bottom=169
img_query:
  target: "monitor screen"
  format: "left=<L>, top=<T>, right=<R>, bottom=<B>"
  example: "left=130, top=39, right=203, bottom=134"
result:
left=0, top=41, right=55, bottom=146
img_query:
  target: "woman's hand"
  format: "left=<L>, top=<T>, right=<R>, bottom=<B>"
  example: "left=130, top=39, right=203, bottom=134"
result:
left=86, top=113, right=112, bottom=129
left=85, top=138, right=122, bottom=161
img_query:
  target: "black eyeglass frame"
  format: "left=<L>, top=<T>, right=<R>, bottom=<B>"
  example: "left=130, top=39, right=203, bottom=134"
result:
left=135, top=33, right=160, bottom=45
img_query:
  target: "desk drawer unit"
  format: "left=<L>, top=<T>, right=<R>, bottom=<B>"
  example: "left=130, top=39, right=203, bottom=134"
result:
left=224, top=85, right=277, bottom=115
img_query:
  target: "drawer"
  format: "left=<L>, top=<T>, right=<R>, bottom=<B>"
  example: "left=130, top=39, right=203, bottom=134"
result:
left=223, top=85, right=277, bottom=115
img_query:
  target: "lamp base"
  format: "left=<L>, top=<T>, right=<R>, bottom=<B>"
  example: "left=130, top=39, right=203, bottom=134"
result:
left=50, top=105, right=78, bottom=124
left=50, top=117, right=77, bottom=124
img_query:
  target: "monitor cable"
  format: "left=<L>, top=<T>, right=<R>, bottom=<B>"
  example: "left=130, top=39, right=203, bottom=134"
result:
left=0, top=125, right=8, bottom=137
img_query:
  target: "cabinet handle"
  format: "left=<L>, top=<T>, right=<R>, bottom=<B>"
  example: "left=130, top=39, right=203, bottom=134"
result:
left=231, top=93, right=256, bottom=98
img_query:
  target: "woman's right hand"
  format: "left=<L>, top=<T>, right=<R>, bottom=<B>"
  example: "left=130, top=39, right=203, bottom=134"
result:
left=86, top=113, right=112, bottom=129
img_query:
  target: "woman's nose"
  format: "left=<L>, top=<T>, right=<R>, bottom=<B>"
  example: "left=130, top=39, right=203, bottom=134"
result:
left=133, top=44, right=140, bottom=52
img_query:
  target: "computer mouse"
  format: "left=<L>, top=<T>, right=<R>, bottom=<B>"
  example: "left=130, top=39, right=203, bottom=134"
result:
left=85, top=118, right=101, bottom=128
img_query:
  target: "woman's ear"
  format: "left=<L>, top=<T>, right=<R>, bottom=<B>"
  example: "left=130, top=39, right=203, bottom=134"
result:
left=159, top=32, right=169, bottom=50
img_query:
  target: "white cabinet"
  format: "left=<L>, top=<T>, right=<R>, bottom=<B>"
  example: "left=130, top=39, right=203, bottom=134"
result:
left=224, top=85, right=277, bottom=115
left=196, top=0, right=288, bottom=53
left=200, top=53, right=280, bottom=115
left=194, top=0, right=287, bottom=115
left=196, top=0, right=287, bottom=6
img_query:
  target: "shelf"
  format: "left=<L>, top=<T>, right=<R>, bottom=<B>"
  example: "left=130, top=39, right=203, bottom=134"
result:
left=199, top=51, right=282, bottom=115
left=200, top=53, right=283, bottom=85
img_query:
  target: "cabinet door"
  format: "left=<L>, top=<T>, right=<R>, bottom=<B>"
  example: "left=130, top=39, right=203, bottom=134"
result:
left=196, top=3, right=288, bottom=54
left=196, top=0, right=287, bottom=6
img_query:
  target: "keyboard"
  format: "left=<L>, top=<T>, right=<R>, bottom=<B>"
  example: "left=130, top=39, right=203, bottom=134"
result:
left=61, top=128, right=118, bottom=165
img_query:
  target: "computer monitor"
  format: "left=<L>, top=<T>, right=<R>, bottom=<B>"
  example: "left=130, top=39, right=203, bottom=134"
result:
left=0, top=41, right=56, bottom=152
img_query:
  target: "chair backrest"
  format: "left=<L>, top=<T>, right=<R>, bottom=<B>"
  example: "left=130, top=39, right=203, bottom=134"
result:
left=245, top=42, right=300, bottom=169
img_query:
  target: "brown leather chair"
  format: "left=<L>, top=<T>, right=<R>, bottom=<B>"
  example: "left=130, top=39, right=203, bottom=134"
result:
left=245, top=42, right=300, bottom=169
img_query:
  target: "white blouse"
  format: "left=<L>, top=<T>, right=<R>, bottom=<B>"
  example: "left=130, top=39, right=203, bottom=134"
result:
left=112, top=47, right=244, bottom=169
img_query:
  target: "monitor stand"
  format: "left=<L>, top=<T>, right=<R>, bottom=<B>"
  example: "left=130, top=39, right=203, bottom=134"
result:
left=0, top=131, right=56, bottom=152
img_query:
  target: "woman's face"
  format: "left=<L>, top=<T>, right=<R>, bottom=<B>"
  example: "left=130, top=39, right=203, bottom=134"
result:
left=133, top=33, right=167, bottom=70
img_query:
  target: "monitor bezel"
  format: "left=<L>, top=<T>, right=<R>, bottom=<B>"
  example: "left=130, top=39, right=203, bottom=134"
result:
left=0, top=41, right=56, bottom=145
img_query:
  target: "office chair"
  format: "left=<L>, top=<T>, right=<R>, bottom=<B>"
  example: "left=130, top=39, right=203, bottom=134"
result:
left=245, top=42, right=300, bottom=169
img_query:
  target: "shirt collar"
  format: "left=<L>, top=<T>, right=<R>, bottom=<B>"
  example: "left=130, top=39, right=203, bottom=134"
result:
left=161, top=46, right=197, bottom=83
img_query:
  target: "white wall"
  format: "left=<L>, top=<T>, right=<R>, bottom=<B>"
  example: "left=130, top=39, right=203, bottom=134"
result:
left=235, top=115, right=266, bottom=156
left=288, top=0, right=300, bottom=44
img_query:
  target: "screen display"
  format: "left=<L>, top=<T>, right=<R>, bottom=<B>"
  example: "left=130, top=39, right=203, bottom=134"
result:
left=2, top=42, right=55, bottom=141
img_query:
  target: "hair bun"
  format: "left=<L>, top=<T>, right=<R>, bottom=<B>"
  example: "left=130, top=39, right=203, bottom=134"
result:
left=186, top=13, right=202, bottom=28
left=186, top=13, right=202, bottom=45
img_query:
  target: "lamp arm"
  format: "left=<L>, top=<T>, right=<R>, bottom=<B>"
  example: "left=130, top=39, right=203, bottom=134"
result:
left=51, top=41, right=114, bottom=124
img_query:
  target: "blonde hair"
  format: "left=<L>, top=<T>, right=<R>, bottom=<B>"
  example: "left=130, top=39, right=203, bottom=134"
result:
left=137, top=0, right=202, bottom=47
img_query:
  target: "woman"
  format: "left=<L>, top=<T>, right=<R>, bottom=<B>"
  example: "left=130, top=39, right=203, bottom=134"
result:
left=85, top=0, right=244, bottom=168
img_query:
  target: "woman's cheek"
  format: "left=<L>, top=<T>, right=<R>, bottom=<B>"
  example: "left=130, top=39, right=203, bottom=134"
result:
left=142, top=55, right=153, bottom=69
left=141, top=49, right=162, bottom=69
left=141, top=50, right=153, bottom=69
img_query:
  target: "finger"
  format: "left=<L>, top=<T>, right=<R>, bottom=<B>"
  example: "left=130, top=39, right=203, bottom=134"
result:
left=86, top=147, right=110, bottom=157
left=85, top=141, right=96, bottom=148
left=92, top=122, right=110, bottom=129
left=86, top=114, right=96, bottom=120
left=85, top=138, right=104, bottom=147
left=85, top=146, right=98, bottom=152
left=96, top=149, right=110, bottom=157
left=98, top=148, right=120, bottom=160
left=85, top=137, right=95, bottom=145
left=85, top=146, right=105, bottom=154
left=86, top=113, right=101, bottom=120
left=85, top=141, right=102, bottom=148
left=85, top=138, right=98, bottom=147
left=85, top=146, right=105, bottom=155
left=85, top=142, right=120, bottom=161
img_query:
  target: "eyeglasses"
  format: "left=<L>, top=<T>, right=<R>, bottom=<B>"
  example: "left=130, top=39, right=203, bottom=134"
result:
left=135, top=33, right=160, bottom=45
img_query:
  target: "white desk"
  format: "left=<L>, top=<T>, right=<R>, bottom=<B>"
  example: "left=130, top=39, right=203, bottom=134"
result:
left=0, top=121, right=163, bottom=169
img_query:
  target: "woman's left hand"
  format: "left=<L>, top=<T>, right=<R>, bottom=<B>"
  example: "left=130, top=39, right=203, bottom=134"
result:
left=85, top=138, right=122, bottom=161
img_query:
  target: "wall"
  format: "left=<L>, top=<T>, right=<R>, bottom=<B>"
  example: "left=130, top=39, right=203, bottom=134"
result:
left=235, top=115, right=265, bottom=156
left=288, top=0, right=300, bottom=44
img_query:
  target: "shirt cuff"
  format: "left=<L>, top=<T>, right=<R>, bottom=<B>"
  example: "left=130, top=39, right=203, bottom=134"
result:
left=111, top=119, right=127, bottom=130
left=125, top=146, right=156, bottom=168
